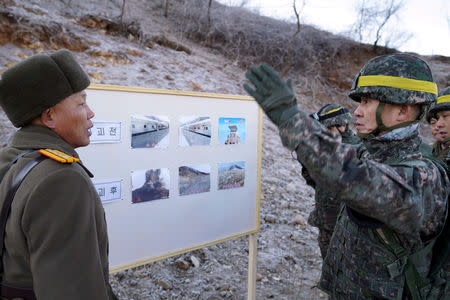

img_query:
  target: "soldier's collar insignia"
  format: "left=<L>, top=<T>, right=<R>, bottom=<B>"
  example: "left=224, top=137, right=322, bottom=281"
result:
left=38, top=149, right=80, bottom=163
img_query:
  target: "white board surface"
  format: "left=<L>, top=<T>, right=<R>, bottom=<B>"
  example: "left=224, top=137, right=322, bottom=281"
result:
left=77, top=84, right=262, bottom=272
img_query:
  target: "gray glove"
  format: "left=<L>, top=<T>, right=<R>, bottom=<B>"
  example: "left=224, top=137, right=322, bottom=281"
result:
left=243, top=63, right=299, bottom=127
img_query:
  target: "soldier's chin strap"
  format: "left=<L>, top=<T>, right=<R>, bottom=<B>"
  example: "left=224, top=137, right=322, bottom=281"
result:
left=357, top=102, right=420, bottom=140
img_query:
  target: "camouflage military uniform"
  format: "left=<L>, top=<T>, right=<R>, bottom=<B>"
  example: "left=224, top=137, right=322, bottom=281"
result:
left=428, top=87, right=450, bottom=293
left=340, top=126, right=360, bottom=145
left=279, top=114, right=448, bottom=298
left=244, top=54, right=449, bottom=299
left=428, top=87, right=450, bottom=167
left=432, top=140, right=450, bottom=164
left=304, top=104, right=360, bottom=259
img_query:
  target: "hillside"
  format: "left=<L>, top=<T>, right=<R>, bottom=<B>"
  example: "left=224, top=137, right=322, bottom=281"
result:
left=1, top=0, right=449, bottom=299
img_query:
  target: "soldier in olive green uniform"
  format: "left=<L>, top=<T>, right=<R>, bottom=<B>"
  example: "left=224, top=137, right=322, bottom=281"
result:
left=0, top=50, right=117, bottom=299
left=427, top=87, right=450, bottom=166
left=244, top=54, right=449, bottom=299
left=303, top=104, right=359, bottom=258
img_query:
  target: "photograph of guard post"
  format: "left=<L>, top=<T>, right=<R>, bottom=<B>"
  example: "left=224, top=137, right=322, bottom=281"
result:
left=218, top=117, right=246, bottom=145
left=131, top=115, right=169, bottom=148
left=179, top=116, right=211, bottom=146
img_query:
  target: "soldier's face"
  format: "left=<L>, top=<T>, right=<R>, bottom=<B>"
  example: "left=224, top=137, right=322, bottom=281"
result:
left=429, top=118, right=441, bottom=141
left=51, top=90, right=95, bottom=148
left=435, top=110, right=450, bottom=141
left=354, top=97, right=379, bottom=134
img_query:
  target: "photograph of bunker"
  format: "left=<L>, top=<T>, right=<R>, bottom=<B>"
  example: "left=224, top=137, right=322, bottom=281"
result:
left=131, top=168, right=170, bottom=203
left=218, top=117, right=246, bottom=145
left=178, top=164, right=211, bottom=196
left=179, top=116, right=211, bottom=146
left=218, top=161, right=245, bottom=190
left=131, top=115, right=169, bottom=148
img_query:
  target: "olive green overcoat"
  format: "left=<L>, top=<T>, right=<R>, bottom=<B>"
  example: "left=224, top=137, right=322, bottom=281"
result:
left=0, top=125, right=117, bottom=300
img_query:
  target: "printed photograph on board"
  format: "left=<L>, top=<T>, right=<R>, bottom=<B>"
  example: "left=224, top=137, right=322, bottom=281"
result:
left=131, top=168, right=170, bottom=203
left=218, top=117, right=246, bottom=145
left=131, top=115, right=169, bottom=148
left=179, top=116, right=211, bottom=146
left=218, top=161, right=245, bottom=190
left=179, top=164, right=210, bottom=196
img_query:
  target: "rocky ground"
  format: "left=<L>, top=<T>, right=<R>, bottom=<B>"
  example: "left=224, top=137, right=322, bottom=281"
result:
left=0, top=0, right=449, bottom=299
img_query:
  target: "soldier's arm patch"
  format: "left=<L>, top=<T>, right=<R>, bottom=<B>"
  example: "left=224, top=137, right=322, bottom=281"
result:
left=38, top=149, right=80, bottom=163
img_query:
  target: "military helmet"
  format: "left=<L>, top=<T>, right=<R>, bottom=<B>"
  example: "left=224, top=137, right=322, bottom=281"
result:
left=311, top=104, right=352, bottom=128
left=426, top=102, right=436, bottom=123
left=427, top=87, right=450, bottom=121
left=349, top=54, right=437, bottom=105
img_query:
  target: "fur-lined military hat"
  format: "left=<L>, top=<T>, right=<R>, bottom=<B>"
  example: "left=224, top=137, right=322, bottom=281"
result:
left=0, top=49, right=90, bottom=127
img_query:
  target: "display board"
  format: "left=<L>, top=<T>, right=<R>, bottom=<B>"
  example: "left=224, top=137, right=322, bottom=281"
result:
left=77, top=84, right=262, bottom=273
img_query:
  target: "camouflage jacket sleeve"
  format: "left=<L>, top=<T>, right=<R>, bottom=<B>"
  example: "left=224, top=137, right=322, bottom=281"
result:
left=279, top=111, right=448, bottom=238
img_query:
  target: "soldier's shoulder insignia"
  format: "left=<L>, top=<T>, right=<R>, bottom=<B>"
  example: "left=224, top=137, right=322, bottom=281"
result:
left=38, top=149, right=80, bottom=163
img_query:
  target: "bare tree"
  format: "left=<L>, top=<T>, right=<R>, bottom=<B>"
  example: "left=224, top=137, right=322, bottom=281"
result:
left=383, top=28, right=412, bottom=50
left=205, top=0, right=213, bottom=45
left=164, top=0, right=169, bottom=18
left=119, top=0, right=126, bottom=24
left=281, top=0, right=304, bottom=77
left=172, top=0, right=349, bottom=85
left=221, top=0, right=249, bottom=7
left=350, top=0, right=407, bottom=51
left=372, top=0, right=401, bottom=49
left=238, top=0, right=249, bottom=7
left=207, top=0, right=213, bottom=32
